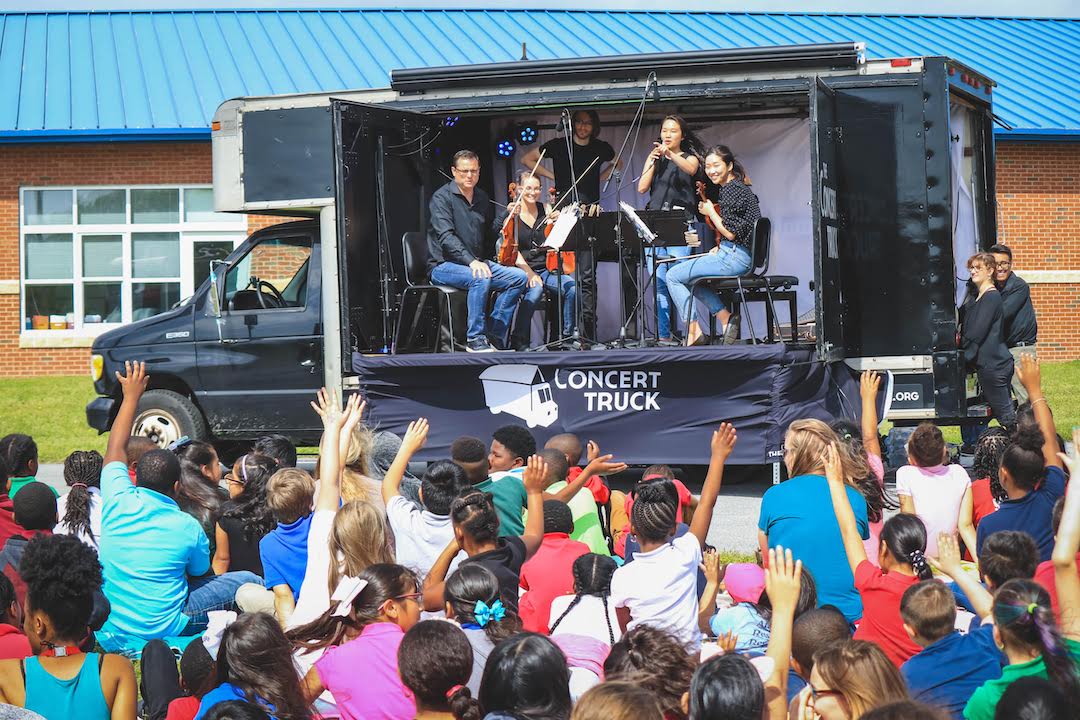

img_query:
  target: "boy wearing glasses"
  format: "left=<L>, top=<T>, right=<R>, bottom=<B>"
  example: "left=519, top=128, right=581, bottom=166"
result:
left=989, top=243, right=1038, bottom=403
left=428, top=150, right=527, bottom=353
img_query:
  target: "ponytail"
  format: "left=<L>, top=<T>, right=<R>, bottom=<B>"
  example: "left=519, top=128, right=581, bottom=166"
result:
left=1001, top=424, right=1047, bottom=491
left=448, top=685, right=483, bottom=720
left=287, top=563, right=417, bottom=654
left=881, top=514, right=933, bottom=580
left=61, top=450, right=102, bottom=542
left=444, top=565, right=522, bottom=645
left=994, top=580, right=1080, bottom=707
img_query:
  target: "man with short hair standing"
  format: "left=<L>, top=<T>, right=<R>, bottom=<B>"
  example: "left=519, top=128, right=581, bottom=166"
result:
left=989, top=243, right=1038, bottom=403
left=429, top=150, right=527, bottom=353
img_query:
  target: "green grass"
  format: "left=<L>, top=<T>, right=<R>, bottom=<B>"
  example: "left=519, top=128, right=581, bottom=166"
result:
left=5, top=361, right=1079, bottom=463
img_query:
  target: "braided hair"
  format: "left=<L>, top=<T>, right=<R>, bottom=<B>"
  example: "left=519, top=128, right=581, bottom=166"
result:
left=0, top=434, right=37, bottom=477
left=450, top=490, right=500, bottom=544
left=994, top=579, right=1080, bottom=707
left=630, top=480, right=678, bottom=543
left=972, top=427, right=1010, bottom=502
left=60, top=450, right=102, bottom=543
left=549, top=553, right=618, bottom=645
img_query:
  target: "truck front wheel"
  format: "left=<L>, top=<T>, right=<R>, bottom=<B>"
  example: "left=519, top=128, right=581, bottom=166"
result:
left=132, top=390, right=209, bottom=447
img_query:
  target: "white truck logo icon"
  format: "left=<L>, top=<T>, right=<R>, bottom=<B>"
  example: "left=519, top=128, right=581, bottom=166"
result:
left=479, top=364, right=559, bottom=428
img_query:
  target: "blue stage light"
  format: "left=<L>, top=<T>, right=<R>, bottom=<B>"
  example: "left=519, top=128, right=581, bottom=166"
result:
left=518, top=125, right=537, bottom=144
left=496, top=139, right=516, bottom=157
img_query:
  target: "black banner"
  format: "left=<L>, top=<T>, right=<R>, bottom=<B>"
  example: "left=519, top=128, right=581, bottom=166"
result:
left=353, top=345, right=857, bottom=465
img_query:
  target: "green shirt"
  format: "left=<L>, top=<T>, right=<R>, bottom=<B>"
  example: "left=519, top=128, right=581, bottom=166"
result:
left=474, top=471, right=528, bottom=538
left=9, top=477, right=58, bottom=499
left=544, top=480, right=609, bottom=556
left=963, top=637, right=1080, bottom=720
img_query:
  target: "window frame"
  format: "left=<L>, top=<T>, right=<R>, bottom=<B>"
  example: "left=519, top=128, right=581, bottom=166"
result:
left=18, top=185, right=247, bottom=337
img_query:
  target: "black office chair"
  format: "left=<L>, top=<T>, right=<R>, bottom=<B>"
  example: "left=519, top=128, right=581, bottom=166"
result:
left=394, top=231, right=467, bottom=353
left=687, top=218, right=800, bottom=343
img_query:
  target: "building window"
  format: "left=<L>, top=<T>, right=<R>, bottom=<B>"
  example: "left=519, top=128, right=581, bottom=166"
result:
left=19, top=186, right=247, bottom=333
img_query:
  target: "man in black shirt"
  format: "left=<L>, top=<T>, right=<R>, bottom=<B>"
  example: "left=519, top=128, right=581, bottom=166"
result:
left=522, top=110, right=619, bottom=339
left=990, top=243, right=1038, bottom=403
left=428, top=150, right=527, bottom=353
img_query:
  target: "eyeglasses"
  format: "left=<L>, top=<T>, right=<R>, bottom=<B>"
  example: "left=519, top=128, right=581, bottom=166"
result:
left=395, top=592, right=423, bottom=603
left=996, top=261, right=1011, bottom=268
left=453, top=167, right=480, bottom=175
left=224, top=473, right=244, bottom=486
left=809, top=685, right=845, bottom=702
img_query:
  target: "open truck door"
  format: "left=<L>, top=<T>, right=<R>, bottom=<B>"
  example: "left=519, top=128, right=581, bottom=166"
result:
left=331, top=100, right=439, bottom=360
left=810, top=78, right=845, bottom=362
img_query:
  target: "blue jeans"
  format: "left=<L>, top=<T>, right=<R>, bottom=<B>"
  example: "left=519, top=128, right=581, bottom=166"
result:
left=666, top=242, right=753, bottom=325
left=431, top=261, right=527, bottom=342
left=513, top=271, right=577, bottom=344
left=182, top=571, right=261, bottom=633
left=646, top=245, right=691, bottom=339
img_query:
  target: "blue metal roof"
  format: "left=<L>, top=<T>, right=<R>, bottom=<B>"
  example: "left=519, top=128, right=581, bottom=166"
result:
left=0, top=10, right=1076, bottom=141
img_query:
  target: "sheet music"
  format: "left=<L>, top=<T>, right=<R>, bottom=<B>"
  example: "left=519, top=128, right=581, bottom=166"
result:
left=543, top=205, right=581, bottom=250
left=618, top=201, right=657, bottom=243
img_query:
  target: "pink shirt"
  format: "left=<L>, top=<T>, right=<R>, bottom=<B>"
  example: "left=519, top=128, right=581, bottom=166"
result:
left=896, top=463, right=971, bottom=557
left=315, top=622, right=415, bottom=720
left=863, top=454, right=885, bottom=566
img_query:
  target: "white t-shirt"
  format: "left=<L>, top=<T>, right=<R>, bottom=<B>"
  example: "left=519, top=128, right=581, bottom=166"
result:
left=548, top=594, right=623, bottom=646
left=54, top=487, right=103, bottom=548
left=896, top=463, right=971, bottom=557
left=385, top=495, right=465, bottom=580
left=609, top=532, right=703, bottom=651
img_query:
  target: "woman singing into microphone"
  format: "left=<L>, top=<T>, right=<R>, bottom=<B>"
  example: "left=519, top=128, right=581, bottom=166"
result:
left=666, top=145, right=759, bottom=346
left=637, top=115, right=701, bottom=344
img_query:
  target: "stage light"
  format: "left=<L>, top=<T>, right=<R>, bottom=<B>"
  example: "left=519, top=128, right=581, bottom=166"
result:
left=444, top=115, right=459, bottom=128
left=496, top=138, right=516, bottom=157
left=518, top=124, right=538, bottom=145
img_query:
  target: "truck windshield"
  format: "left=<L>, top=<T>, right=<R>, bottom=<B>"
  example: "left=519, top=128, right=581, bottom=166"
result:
left=224, top=235, right=312, bottom=311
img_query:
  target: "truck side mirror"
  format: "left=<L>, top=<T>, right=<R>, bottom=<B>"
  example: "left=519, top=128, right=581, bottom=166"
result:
left=207, top=260, right=228, bottom=318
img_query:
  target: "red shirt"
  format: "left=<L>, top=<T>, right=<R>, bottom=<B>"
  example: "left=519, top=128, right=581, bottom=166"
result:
left=567, top=467, right=610, bottom=505
left=518, top=532, right=590, bottom=634
left=970, top=478, right=999, bottom=529
left=1034, top=553, right=1080, bottom=622
left=0, top=496, right=29, bottom=546
left=165, top=695, right=201, bottom=720
left=852, top=560, right=922, bottom=667
left=0, top=624, right=31, bottom=660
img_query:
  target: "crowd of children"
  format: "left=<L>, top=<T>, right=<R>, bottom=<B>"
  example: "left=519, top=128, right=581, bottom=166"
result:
left=0, top=351, right=1073, bottom=720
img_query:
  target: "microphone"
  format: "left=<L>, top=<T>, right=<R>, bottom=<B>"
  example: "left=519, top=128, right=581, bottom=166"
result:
left=556, top=109, right=571, bottom=134
left=648, top=73, right=659, bottom=102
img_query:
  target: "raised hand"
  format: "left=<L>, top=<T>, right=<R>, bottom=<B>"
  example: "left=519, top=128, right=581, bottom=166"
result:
left=1058, top=427, right=1080, bottom=477
left=1016, top=353, right=1042, bottom=394
left=586, top=440, right=600, bottom=463
left=764, top=545, right=802, bottom=617
left=710, top=423, right=737, bottom=462
left=928, top=531, right=963, bottom=578
left=717, top=630, right=739, bottom=654
left=523, top=454, right=549, bottom=494
left=860, top=370, right=881, bottom=402
left=701, top=549, right=724, bottom=585
left=584, top=453, right=628, bottom=478
left=310, top=387, right=342, bottom=426
left=401, top=418, right=429, bottom=456
left=339, top=393, right=366, bottom=434
left=116, top=360, right=149, bottom=399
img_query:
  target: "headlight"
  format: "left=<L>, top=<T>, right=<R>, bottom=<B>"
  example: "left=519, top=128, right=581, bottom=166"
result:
left=91, top=354, right=104, bottom=382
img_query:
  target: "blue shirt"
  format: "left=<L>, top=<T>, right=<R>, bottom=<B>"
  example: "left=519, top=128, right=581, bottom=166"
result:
left=709, top=603, right=770, bottom=653
left=99, top=461, right=210, bottom=640
left=758, top=474, right=869, bottom=622
left=902, top=625, right=1005, bottom=719
left=976, top=466, right=1066, bottom=562
left=259, top=513, right=312, bottom=600
left=195, top=682, right=277, bottom=720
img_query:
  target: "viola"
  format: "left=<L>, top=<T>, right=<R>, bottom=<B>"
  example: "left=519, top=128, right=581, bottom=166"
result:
left=696, top=180, right=721, bottom=240
left=497, top=182, right=520, bottom=267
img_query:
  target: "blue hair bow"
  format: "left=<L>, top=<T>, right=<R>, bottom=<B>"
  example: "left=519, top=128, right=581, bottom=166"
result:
left=474, top=599, right=506, bottom=627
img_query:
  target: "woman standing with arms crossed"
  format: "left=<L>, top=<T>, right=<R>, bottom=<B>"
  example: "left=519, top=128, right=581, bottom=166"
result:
left=637, top=115, right=701, bottom=344
left=959, top=252, right=1015, bottom=430
left=666, top=145, right=759, bottom=346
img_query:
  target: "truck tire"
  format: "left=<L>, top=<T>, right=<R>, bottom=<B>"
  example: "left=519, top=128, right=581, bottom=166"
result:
left=132, top=390, right=209, bottom=447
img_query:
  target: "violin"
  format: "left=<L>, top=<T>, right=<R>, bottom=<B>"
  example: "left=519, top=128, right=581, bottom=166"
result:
left=497, top=182, right=520, bottom=267
left=696, top=180, right=721, bottom=240
left=545, top=187, right=576, bottom=274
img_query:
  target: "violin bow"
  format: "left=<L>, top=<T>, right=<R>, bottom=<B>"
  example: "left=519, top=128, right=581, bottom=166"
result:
left=500, top=148, right=547, bottom=233
left=538, top=156, right=600, bottom=225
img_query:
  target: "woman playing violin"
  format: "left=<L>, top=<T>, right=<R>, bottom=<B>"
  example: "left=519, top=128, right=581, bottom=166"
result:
left=637, top=115, right=702, bottom=344
left=666, top=145, right=760, bottom=346
left=495, top=173, right=577, bottom=350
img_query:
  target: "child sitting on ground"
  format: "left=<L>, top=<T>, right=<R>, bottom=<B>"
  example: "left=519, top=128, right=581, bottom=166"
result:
left=898, top=573, right=1003, bottom=717
left=544, top=434, right=612, bottom=506
left=0, top=574, right=28, bottom=661
left=290, top=564, right=421, bottom=720
left=259, top=468, right=316, bottom=627
left=518, top=499, right=590, bottom=633
left=0, top=435, right=53, bottom=499
left=788, top=605, right=852, bottom=708
left=825, top=443, right=931, bottom=667
left=442, top=564, right=523, bottom=695
left=698, top=556, right=768, bottom=652
left=397, top=620, right=482, bottom=720
left=55, top=450, right=103, bottom=548
left=535, top=449, right=621, bottom=555
left=897, top=422, right=976, bottom=557
left=382, top=419, right=470, bottom=579
left=213, top=454, right=279, bottom=577
left=422, top=455, right=547, bottom=615
left=609, top=424, right=734, bottom=652
left=610, top=463, right=694, bottom=557
left=549, top=553, right=621, bottom=646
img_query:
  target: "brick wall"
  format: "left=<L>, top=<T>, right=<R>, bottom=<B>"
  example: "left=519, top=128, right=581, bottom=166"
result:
left=996, top=141, right=1080, bottom=361
left=0, top=139, right=1075, bottom=376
